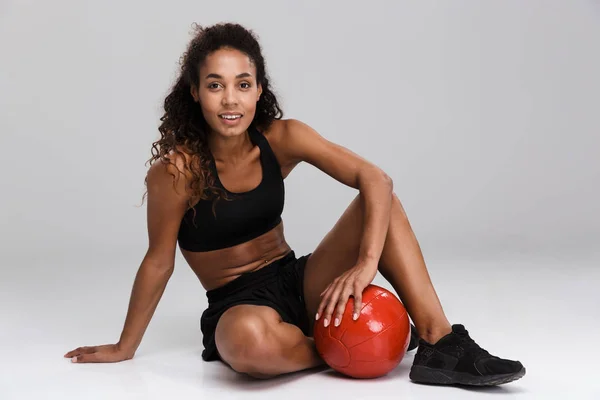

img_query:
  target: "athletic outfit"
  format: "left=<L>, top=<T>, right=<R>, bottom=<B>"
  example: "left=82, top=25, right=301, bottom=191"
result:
left=177, top=126, right=285, bottom=253
left=177, top=125, right=311, bottom=362
left=176, top=125, right=525, bottom=385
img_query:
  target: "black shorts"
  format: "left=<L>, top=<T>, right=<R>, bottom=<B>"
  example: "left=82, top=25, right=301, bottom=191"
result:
left=200, top=250, right=312, bottom=362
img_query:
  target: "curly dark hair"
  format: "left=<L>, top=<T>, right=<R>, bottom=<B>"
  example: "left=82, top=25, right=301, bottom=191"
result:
left=141, top=22, right=283, bottom=218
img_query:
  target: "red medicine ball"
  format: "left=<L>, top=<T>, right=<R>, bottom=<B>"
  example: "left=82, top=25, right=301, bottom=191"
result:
left=314, top=284, right=410, bottom=379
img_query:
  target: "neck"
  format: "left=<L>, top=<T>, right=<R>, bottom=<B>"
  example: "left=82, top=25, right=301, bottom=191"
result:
left=208, top=129, right=253, bottom=164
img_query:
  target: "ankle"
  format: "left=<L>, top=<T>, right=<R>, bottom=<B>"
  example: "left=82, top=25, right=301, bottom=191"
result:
left=419, top=323, right=452, bottom=345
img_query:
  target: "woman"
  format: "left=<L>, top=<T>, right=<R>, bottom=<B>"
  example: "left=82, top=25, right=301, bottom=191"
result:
left=64, top=22, right=525, bottom=386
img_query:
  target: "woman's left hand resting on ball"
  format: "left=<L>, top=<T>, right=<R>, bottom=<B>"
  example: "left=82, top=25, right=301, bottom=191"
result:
left=315, top=260, right=378, bottom=328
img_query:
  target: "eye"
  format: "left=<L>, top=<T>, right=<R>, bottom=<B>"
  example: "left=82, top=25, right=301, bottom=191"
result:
left=208, top=82, right=221, bottom=90
left=240, top=82, right=251, bottom=89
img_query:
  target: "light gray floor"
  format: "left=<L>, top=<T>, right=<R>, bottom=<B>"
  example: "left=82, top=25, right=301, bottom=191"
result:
left=2, top=252, right=598, bottom=399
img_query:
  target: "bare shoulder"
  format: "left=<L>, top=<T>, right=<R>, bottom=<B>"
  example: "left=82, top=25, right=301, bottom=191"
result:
left=147, top=146, right=196, bottom=184
left=262, top=118, right=328, bottom=173
left=144, top=148, right=194, bottom=266
left=262, top=118, right=384, bottom=189
left=262, top=118, right=314, bottom=146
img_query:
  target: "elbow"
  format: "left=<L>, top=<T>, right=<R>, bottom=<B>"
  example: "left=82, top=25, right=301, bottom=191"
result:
left=149, top=263, right=175, bottom=284
left=160, top=263, right=175, bottom=276
left=143, top=252, right=176, bottom=276
left=143, top=260, right=175, bottom=277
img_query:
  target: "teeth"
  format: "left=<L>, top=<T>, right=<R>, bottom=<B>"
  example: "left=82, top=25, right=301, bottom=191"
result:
left=221, top=115, right=241, bottom=120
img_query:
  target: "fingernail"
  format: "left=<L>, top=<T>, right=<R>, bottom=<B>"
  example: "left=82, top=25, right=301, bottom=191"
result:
left=334, top=318, right=340, bottom=327
left=324, top=318, right=329, bottom=327
left=71, top=356, right=77, bottom=363
left=353, top=313, right=358, bottom=320
left=315, top=313, right=319, bottom=320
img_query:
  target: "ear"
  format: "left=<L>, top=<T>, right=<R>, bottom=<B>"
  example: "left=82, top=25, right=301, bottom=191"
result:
left=190, top=85, right=199, bottom=102
left=257, top=83, right=263, bottom=101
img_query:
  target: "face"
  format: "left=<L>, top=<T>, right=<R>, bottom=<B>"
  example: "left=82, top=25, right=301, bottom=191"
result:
left=191, top=47, right=262, bottom=138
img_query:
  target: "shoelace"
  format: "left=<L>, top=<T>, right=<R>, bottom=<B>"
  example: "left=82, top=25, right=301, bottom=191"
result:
left=456, top=330, right=491, bottom=359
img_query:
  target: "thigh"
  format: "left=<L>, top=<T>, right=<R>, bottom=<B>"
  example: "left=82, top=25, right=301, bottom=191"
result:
left=303, top=194, right=364, bottom=333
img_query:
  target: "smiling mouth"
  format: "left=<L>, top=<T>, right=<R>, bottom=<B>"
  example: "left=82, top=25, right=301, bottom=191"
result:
left=219, top=114, right=243, bottom=120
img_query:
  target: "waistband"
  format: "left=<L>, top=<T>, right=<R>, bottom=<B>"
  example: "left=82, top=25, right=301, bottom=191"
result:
left=206, top=250, right=297, bottom=303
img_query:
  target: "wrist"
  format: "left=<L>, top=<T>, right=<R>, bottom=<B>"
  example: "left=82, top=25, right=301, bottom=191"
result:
left=357, top=254, right=379, bottom=269
left=116, top=341, right=137, bottom=356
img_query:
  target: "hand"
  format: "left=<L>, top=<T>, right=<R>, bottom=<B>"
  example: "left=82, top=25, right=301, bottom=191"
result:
left=64, top=343, right=134, bottom=363
left=316, top=260, right=378, bottom=328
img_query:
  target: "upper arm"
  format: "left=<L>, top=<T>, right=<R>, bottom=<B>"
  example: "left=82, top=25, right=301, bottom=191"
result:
left=279, top=119, right=391, bottom=189
left=144, top=152, right=192, bottom=268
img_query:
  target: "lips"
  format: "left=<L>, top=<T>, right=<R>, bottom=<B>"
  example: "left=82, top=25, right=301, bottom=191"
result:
left=219, top=114, right=242, bottom=120
left=218, top=114, right=243, bottom=125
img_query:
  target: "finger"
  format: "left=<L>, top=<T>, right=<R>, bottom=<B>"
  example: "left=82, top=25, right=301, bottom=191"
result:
left=81, top=346, right=97, bottom=354
left=65, top=347, right=85, bottom=358
left=64, top=346, right=95, bottom=358
left=319, top=283, right=331, bottom=297
left=321, top=274, right=344, bottom=301
left=333, top=286, right=353, bottom=327
left=71, top=352, right=101, bottom=363
left=321, top=276, right=340, bottom=297
left=324, top=281, right=346, bottom=327
left=64, top=349, right=79, bottom=358
left=316, top=298, right=326, bottom=321
left=318, top=282, right=338, bottom=326
left=316, top=283, right=336, bottom=320
left=316, top=284, right=336, bottom=324
left=352, top=284, right=363, bottom=320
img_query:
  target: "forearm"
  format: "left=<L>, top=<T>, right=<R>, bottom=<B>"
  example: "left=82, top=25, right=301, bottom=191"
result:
left=356, top=169, right=393, bottom=266
left=117, top=258, right=173, bottom=353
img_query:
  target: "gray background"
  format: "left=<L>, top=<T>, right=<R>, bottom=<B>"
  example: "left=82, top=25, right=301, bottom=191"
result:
left=2, top=0, right=598, bottom=264
left=1, top=1, right=599, bottom=399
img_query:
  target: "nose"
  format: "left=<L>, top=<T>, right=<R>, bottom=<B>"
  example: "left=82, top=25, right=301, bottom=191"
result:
left=222, top=86, right=238, bottom=106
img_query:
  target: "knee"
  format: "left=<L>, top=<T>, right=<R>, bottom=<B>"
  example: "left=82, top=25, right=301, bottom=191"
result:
left=215, top=313, right=280, bottom=375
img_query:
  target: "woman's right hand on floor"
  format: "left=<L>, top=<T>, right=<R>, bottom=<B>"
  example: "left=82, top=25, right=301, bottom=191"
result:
left=64, top=343, right=134, bottom=363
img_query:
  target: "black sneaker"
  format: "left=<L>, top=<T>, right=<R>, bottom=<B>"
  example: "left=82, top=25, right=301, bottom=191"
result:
left=407, top=323, right=419, bottom=351
left=409, top=324, right=526, bottom=386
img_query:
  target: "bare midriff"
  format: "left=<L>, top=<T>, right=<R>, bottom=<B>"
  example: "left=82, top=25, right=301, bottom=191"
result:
left=180, top=221, right=293, bottom=291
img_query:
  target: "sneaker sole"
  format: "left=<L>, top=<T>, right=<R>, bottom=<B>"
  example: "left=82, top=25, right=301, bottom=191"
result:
left=409, top=365, right=526, bottom=386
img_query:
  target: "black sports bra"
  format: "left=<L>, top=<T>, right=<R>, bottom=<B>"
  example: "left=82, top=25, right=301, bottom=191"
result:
left=177, top=126, right=285, bottom=252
